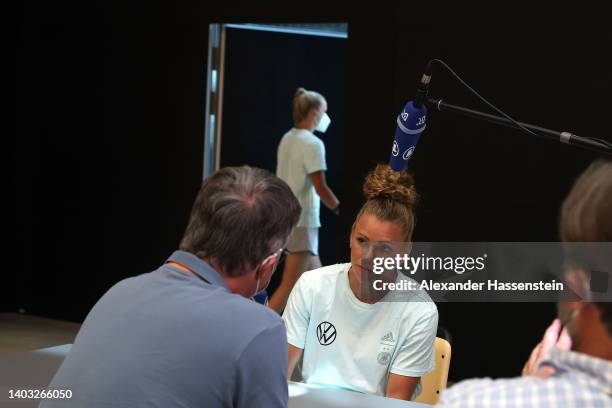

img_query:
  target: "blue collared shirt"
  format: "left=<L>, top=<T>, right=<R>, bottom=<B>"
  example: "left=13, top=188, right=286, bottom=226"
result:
left=437, top=348, right=612, bottom=407
left=42, top=250, right=288, bottom=408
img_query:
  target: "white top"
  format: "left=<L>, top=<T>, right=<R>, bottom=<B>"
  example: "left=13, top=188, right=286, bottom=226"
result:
left=277, top=128, right=327, bottom=228
left=283, top=263, right=438, bottom=399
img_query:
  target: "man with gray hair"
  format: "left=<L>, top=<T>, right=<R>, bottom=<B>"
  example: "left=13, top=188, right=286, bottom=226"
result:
left=437, top=160, right=612, bottom=407
left=41, top=166, right=301, bottom=407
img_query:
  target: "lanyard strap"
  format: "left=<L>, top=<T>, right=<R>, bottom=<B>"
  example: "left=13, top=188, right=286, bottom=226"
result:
left=167, top=261, right=212, bottom=285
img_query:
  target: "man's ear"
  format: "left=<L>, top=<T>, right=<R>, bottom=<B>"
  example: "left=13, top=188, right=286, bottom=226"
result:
left=564, top=268, right=590, bottom=301
left=258, top=254, right=277, bottom=276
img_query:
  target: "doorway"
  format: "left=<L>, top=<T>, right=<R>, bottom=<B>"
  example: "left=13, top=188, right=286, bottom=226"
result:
left=203, top=22, right=347, bottom=281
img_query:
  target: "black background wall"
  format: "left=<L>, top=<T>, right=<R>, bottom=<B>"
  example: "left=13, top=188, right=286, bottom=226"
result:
left=10, top=0, right=611, bottom=382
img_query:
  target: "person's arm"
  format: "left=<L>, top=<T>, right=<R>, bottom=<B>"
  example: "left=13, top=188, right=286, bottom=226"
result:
left=282, top=275, right=312, bottom=379
left=310, top=171, right=339, bottom=212
left=386, top=373, right=420, bottom=400
left=288, top=343, right=304, bottom=378
left=303, top=139, right=338, bottom=213
left=388, top=305, right=438, bottom=399
left=234, top=321, right=288, bottom=408
left=283, top=275, right=312, bottom=378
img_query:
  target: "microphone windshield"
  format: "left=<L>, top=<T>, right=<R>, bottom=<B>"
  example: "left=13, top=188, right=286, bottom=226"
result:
left=389, top=100, right=427, bottom=171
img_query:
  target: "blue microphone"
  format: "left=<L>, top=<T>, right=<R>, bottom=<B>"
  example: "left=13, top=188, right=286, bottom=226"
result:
left=389, top=63, right=432, bottom=171
left=389, top=101, right=428, bottom=171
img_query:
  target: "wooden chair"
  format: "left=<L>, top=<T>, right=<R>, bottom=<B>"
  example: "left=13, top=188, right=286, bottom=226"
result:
left=416, top=337, right=452, bottom=405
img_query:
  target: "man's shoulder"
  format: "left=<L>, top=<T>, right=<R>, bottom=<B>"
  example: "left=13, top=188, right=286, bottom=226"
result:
left=94, top=270, right=282, bottom=331
left=174, top=293, right=286, bottom=364
left=220, top=293, right=285, bottom=330
left=438, top=376, right=557, bottom=407
left=90, top=271, right=152, bottom=305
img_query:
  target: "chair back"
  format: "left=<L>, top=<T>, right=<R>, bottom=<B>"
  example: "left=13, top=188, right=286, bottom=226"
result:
left=416, top=337, right=451, bottom=405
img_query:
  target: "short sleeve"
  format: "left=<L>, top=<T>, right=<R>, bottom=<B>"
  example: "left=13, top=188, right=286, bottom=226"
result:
left=390, top=304, right=438, bottom=377
left=303, top=139, right=327, bottom=174
left=282, top=275, right=312, bottom=349
left=234, top=321, right=289, bottom=408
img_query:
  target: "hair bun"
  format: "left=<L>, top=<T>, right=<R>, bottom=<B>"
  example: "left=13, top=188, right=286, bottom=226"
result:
left=294, top=87, right=306, bottom=98
left=363, top=164, right=418, bottom=206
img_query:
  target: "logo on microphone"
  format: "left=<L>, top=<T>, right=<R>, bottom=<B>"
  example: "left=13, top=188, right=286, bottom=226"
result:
left=401, top=110, right=409, bottom=121
left=402, top=147, right=415, bottom=160
left=392, top=141, right=399, bottom=156
left=316, top=321, right=337, bottom=346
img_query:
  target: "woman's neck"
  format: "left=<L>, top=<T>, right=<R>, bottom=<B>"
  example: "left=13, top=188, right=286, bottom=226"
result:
left=347, top=265, right=387, bottom=304
left=295, top=120, right=315, bottom=132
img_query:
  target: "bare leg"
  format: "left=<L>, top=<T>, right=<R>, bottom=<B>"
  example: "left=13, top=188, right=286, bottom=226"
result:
left=268, top=251, right=313, bottom=314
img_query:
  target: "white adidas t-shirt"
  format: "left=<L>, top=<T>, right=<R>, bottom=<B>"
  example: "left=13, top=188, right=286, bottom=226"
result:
left=283, top=263, right=438, bottom=398
left=276, top=128, right=327, bottom=228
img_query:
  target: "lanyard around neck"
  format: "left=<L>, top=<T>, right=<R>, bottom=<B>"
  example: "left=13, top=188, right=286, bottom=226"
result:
left=167, top=261, right=212, bottom=285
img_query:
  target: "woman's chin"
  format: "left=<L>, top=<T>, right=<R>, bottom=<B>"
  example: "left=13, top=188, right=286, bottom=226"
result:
left=350, top=263, right=375, bottom=285
left=349, top=263, right=362, bottom=279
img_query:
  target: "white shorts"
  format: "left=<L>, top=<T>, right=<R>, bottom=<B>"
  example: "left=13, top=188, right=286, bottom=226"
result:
left=286, top=227, right=319, bottom=256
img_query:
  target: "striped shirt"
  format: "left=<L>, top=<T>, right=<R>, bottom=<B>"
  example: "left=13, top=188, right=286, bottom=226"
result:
left=438, top=348, right=612, bottom=407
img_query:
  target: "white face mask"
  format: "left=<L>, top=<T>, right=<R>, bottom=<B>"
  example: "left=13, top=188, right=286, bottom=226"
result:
left=255, top=277, right=260, bottom=294
left=250, top=275, right=261, bottom=302
left=315, top=113, right=331, bottom=133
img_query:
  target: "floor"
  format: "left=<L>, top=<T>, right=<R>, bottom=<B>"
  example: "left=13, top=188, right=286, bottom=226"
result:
left=0, top=313, right=80, bottom=356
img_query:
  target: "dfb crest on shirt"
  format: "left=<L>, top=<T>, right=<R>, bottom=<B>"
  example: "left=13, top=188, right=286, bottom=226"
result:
left=377, top=352, right=391, bottom=365
left=316, top=321, right=337, bottom=346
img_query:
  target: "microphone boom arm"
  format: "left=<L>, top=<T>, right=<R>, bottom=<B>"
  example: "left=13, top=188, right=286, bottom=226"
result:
left=427, top=97, right=612, bottom=156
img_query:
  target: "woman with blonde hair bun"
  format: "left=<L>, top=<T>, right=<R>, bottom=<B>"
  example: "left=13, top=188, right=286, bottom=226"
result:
left=283, top=164, right=438, bottom=401
left=269, top=88, right=340, bottom=313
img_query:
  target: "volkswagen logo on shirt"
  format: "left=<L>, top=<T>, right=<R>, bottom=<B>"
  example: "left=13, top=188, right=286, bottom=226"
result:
left=316, top=321, right=337, bottom=346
